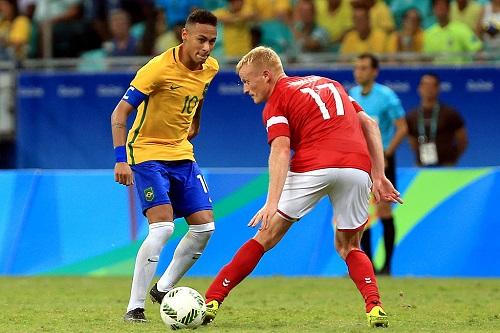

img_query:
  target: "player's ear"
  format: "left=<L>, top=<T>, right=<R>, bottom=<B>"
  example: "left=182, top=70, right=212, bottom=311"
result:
left=262, top=70, right=271, bottom=82
left=181, top=27, right=188, bottom=42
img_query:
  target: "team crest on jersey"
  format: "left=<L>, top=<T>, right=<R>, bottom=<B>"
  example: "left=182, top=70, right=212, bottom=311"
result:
left=144, top=187, right=155, bottom=202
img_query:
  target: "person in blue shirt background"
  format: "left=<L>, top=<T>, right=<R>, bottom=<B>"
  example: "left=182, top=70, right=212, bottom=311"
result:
left=349, top=53, right=408, bottom=275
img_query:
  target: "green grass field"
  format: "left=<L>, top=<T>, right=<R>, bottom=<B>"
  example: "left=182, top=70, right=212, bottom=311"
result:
left=1, top=276, right=499, bottom=333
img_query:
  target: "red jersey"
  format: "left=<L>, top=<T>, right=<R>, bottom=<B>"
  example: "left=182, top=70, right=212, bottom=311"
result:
left=263, top=75, right=371, bottom=173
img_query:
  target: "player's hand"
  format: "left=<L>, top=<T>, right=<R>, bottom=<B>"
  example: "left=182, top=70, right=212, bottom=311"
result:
left=114, top=162, right=134, bottom=186
left=371, top=176, right=403, bottom=205
left=249, top=203, right=278, bottom=230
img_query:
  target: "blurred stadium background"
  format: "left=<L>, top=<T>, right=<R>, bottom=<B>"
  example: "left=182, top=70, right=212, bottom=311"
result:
left=0, top=0, right=499, bottom=279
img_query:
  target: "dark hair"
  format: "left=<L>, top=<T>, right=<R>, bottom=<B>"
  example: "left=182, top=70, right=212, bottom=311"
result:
left=432, top=0, right=450, bottom=7
left=186, top=9, right=217, bottom=27
left=357, top=52, right=379, bottom=69
left=422, top=72, right=441, bottom=85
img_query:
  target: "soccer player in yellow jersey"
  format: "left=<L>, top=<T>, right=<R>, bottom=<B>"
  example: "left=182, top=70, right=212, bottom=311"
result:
left=110, top=9, right=219, bottom=322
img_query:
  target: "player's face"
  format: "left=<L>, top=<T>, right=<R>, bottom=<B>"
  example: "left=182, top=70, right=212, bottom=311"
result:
left=353, top=58, right=378, bottom=86
left=182, top=23, right=217, bottom=65
left=239, top=64, right=272, bottom=104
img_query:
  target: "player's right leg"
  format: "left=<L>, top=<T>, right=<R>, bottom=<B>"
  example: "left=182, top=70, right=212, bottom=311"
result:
left=124, top=162, right=175, bottom=322
left=203, top=214, right=293, bottom=324
left=330, top=168, right=388, bottom=327
left=204, top=169, right=330, bottom=325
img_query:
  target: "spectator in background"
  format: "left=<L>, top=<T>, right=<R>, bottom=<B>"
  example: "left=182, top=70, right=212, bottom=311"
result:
left=153, top=11, right=183, bottom=55
left=349, top=53, right=407, bottom=275
left=406, top=73, right=468, bottom=166
left=387, top=8, right=424, bottom=53
left=450, top=0, right=484, bottom=36
left=18, top=0, right=36, bottom=19
left=480, top=0, right=500, bottom=53
left=351, top=0, right=395, bottom=34
left=315, top=0, right=353, bottom=51
left=246, top=0, right=291, bottom=22
left=0, top=0, right=31, bottom=60
left=423, top=0, right=482, bottom=63
left=246, top=0, right=294, bottom=55
left=32, top=0, right=87, bottom=58
left=213, top=0, right=254, bottom=58
left=0, top=1, right=26, bottom=168
left=155, top=0, right=201, bottom=30
left=203, top=0, right=227, bottom=11
left=340, top=6, right=388, bottom=55
left=389, top=0, right=434, bottom=30
left=292, top=0, right=330, bottom=53
left=104, top=9, right=138, bottom=56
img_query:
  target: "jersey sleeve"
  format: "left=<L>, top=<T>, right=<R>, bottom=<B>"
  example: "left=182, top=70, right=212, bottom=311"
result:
left=130, top=56, right=162, bottom=95
left=264, top=97, right=290, bottom=144
left=349, top=96, right=364, bottom=113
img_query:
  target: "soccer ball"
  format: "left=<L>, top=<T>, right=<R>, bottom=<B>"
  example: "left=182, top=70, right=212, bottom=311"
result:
left=159, top=287, right=206, bottom=330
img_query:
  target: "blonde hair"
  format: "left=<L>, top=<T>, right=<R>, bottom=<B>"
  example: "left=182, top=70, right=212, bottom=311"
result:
left=236, top=46, right=284, bottom=74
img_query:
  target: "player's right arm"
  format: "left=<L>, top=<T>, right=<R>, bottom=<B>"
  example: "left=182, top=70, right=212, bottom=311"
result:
left=358, top=111, right=403, bottom=205
left=111, top=99, right=135, bottom=186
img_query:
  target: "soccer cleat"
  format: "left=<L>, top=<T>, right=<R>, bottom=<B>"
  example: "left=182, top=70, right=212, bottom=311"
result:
left=366, top=305, right=389, bottom=328
left=202, top=300, right=220, bottom=325
left=150, top=283, right=167, bottom=304
left=123, top=308, right=146, bottom=322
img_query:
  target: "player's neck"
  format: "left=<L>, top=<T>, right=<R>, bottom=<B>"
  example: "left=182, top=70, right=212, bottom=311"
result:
left=272, top=72, right=287, bottom=87
left=361, top=82, right=374, bottom=95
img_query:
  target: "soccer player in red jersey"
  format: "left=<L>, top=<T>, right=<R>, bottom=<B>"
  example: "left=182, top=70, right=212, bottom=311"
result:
left=203, top=46, right=403, bottom=328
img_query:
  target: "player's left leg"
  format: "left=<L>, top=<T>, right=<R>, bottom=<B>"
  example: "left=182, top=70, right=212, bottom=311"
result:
left=154, top=210, right=215, bottom=296
left=335, top=230, right=387, bottom=327
left=153, top=161, right=215, bottom=300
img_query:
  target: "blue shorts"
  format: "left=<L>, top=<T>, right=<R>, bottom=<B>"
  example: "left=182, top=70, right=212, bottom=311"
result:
left=131, top=160, right=213, bottom=218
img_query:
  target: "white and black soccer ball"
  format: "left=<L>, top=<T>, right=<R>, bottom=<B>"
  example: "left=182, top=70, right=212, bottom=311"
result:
left=159, top=287, right=206, bottom=330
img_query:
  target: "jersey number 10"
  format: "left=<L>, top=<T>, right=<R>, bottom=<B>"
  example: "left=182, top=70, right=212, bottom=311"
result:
left=300, top=83, right=345, bottom=119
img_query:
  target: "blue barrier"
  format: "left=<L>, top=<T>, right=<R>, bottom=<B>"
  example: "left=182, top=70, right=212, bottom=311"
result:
left=1, top=168, right=499, bottom=277
left=17, top=66, right=500, bottom=169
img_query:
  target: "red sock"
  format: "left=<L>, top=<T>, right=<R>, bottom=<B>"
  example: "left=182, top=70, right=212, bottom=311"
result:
left=345, top=249, right=381, bottom=312
left=205, top=239, right=265, bottom=303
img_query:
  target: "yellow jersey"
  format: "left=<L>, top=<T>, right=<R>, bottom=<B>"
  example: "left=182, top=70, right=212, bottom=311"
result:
left=126, top=45, right=219, bottom=164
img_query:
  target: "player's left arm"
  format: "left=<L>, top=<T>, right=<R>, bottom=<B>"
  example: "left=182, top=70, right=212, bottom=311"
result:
left=358, top=111, right=403, bottom=204
left=249, top=136, right=290, bottom=230
left=188, top=99, right=204, bottom=141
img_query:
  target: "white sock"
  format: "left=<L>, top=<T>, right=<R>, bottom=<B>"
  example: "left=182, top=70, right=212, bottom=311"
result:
left=157, top=222, right=215, bottom=292
left=126, top=221, right=174, bottom=312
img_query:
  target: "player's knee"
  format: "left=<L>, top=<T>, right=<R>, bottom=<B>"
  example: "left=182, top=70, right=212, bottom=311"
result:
left=335, top=231, right=362, bottom=260
left=254, top=232, right=280, bottom=252
left=146, top=205, right=174, bottom=222
left=336, top=244, right=359, bottom=260
left=187, top=222, right=215, bottom=248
